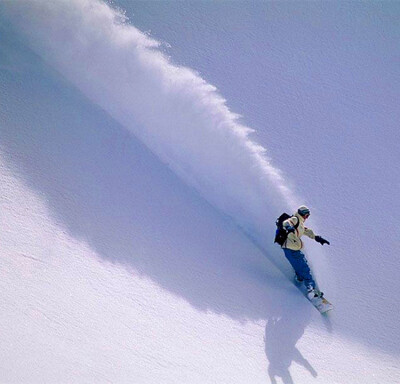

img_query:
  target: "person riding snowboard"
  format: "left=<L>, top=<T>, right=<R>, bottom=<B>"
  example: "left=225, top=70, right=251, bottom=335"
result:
left=282, top=205, right=330, bottom=300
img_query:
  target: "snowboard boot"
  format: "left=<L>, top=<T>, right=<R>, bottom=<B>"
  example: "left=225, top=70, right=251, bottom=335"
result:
left=307, top=288, right=324, bottom=301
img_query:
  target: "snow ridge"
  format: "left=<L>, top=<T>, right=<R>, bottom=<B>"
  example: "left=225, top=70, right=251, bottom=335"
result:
left=4, top=0, right=297, bottom=239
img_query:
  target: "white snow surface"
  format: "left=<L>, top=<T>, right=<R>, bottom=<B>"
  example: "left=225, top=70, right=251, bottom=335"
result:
left=1, top=1, right=399, bottom=383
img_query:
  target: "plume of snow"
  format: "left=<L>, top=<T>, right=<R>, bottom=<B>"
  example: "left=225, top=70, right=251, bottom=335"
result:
left=3, top=0, right=297, bottom=241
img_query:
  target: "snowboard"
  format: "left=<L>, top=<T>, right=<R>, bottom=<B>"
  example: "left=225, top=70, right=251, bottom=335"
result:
left=309, top=295, right=333, bottom=314
left=295, top=278, right=333, bottom=314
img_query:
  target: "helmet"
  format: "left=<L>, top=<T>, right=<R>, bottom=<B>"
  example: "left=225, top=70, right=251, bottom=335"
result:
left=297, top=205, right=311, bottom=217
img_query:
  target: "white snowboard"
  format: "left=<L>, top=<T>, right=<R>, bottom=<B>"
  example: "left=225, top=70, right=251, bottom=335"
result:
left=310, top=295, right=333, bottom=314
left=293, top=276, right=333, bottom=314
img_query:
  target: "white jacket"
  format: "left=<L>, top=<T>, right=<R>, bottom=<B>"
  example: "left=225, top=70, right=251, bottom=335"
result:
left=282, top=213, right=315, bottom=251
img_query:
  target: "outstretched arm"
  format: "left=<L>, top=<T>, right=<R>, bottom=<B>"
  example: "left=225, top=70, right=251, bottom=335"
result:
left=304, top=228, right=331, bottom=245
left=305, top=226, right=330, bottom=245
left=304, top=227, right=316, bottom=239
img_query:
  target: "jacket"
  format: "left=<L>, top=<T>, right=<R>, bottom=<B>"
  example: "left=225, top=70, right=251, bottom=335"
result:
left=282, top=213, right=316, bottom=251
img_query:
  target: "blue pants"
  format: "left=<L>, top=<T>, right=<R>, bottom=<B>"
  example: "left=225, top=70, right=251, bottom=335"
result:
left=283, top=248, right=316, bottom=290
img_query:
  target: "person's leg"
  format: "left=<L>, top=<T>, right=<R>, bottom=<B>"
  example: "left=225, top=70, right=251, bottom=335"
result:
left=283, top=249, right=315, bottom=290
left=294, top=273, right=304, bottom=283
left=296, top=250, right=316, bottom=290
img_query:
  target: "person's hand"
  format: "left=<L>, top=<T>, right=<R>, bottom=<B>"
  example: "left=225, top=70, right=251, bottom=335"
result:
left=286, top=226, right=295, bottom=234
left=315, top=235, right=330, bottom=245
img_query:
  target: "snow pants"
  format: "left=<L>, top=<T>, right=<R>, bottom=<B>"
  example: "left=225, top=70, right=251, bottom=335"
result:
left=283, top=248, right=316, bottom=290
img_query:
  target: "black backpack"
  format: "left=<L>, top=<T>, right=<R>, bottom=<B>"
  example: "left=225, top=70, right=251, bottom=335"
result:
left=274, top=213, right=299, bottom=246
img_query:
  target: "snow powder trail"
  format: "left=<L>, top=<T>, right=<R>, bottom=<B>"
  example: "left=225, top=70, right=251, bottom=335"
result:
left=3, top=0, right=297, bottom=242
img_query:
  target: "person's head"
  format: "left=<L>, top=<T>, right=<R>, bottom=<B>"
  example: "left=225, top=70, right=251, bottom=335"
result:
left=297, top=205, right=311, bottom=220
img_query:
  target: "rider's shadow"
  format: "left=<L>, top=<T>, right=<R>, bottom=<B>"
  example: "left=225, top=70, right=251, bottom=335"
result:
left=264, top=300, right=317, bottom=384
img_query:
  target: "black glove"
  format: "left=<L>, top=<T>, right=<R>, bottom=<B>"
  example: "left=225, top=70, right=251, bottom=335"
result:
left=315, top=235, right=330, bottom=245
left=286, top=226, right=295, bottom=234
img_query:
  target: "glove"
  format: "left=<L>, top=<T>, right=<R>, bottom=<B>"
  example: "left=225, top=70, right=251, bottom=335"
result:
left=315, top=235, right=330, bottom=246
left=286, top=226, right=295, bottom=234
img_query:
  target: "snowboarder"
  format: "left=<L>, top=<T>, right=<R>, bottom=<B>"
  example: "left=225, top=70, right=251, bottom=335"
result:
left=281, top=205, right=330, bottom=300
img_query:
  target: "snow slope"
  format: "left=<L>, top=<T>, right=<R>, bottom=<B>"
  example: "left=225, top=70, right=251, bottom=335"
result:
left=117, top=0, right=400, bottom=355
left=0, top=1, right=399, bottom=383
